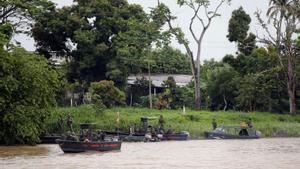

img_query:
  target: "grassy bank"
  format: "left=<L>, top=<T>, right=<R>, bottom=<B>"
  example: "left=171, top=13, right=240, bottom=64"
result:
left=46, top=105, right=300, bottom=138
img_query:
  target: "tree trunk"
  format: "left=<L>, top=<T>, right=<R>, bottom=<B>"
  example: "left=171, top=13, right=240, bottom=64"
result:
left=276, top=11, right=284, bottom=66
left=287, top=57, right=296, bottom=114
left=194, top=73, right=201, bottom=110
left=194, top=27, right=207, bottom=110
left=130, top=92, right=133, bottom=107
left=223, top=94, right=227, bottom=111
left=288, top=91, right=296, bottom=114
left=148, top=61, right=152, bottom=109
left=268, top=96, right=272, bottom=112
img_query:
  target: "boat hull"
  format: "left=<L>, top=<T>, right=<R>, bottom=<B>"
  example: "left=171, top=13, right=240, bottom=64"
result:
left=56, top=139, right=122, bottom=153
left=204, top=131, right=259, bottom=139
left=164, top=133, right=189, bottom=140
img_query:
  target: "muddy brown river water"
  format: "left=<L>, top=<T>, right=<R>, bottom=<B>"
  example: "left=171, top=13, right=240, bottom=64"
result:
left=1, top=138, right=300, bottom=169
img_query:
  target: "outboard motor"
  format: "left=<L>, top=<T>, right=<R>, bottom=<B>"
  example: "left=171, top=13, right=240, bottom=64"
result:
left=112, top=136, right=119, bottom=141
left=144, top=133, right=152, bottom=142
left=157, top=134, right=163, bottom=140
left=256, top=130, right=262, bottom=137
left=181, top=131, right=190, bottom=137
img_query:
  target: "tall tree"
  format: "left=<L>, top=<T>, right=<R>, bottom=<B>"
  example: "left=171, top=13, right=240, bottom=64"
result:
left=152, top=0, right=230, bottom=110
left=206, top=63, right=238, bottom=111
left=227, top=7, right=256, bottom=55
left=257, top=0, right=300, bottom=114
left=33, top=0, right=161, bottom=87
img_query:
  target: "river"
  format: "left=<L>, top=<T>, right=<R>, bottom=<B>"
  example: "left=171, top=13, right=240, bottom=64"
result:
left=1, top=138, right=300, bottom=169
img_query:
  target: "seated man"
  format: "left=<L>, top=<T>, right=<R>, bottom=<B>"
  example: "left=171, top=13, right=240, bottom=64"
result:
left=158, top=126, right=165, bottom=134
left=247, top=118, right=253, bottom=128
left=166, top=128, right=173, bottom=134
left=239, top=129, right=249, bottom=136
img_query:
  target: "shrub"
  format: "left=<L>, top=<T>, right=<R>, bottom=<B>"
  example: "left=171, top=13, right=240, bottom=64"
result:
left=90, top=80, right=125, bottom=108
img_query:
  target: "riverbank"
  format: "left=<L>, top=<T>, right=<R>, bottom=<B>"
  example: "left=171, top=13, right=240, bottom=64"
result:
left=46, top=105, right=300, bottom=138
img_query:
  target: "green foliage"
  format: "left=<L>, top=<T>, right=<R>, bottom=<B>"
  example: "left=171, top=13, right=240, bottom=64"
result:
left=207, top=47, right=287, bottom=113
left=0, top=46, right=59, bottom=144
left=227, top=7, right=256, bottom=55
left=128, top=76, right=194, bottom=109
left=149, top=46, right=190, bottom=74
left=223, top=47, right=279, bottom=75
left=227, top=7, right=251, bottom=42
left=0, top=23, right=13, bottom=46
left=127, top=77, right=153, bottom=106
left=139, top=95, right=158, bottom=108
left=155, top=89, right=174, bottom=109
left=235, top=67, right=284, bottom=112
left=205, top=63, right=238, bottom=110
left=223, top=48, right=285, bottom=112
left=90, top=80, right=125, bottom=108
left=155, top=77, right=194, bottom=110
left=238, top=33, right=257, bottom=55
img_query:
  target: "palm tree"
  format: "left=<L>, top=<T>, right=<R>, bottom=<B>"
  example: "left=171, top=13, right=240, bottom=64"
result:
left=266, top=0, right=299, bottom=114
left=267, top=0, right=294, bottom=19
left=267, top=0, right=294, bottom=52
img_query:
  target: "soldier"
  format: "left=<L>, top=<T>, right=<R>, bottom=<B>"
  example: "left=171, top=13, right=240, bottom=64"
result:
left=67, top=113, right=74, bottom=133
left=58, top=114, right=64, bottom=134
left=247, top=118, right=253, bottom=128
left=158, top=115, right=165, bottom=128
left=129, top=124, right=135, bottom=136
left=212, top=118, right=217, bottom=130
left=166, top=125, right=173, bottom=134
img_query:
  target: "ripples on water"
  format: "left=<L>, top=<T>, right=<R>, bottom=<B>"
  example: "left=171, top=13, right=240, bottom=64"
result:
left=1, top=138, right=300, bottom=169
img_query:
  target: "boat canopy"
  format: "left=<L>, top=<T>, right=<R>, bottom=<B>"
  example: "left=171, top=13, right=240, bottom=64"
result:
left=80, top=123, right=95, bottom=129
left=218, top=126, right=251, bottom=129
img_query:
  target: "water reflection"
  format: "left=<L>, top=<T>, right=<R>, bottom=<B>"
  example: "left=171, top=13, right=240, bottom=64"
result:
left=1, top=138, right=300, bottom=169
left=0, top=145, right=49, bottom=157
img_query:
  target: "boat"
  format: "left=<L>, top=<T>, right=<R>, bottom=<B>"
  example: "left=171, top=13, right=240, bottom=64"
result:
left=204, top=126, right=261, bottom=139
left=56, top=123, right=122, bottom=153
left=164, top=131, right=190, bottom=141
left=56, top=139, right=122, bottom=153
left=103, top=116, right=190, bottom=142
left=102, top=116, right=155, bottom=141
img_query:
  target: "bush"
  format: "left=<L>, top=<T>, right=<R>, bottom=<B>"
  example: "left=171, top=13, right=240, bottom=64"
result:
left=90, top=80, right=125, bottom=108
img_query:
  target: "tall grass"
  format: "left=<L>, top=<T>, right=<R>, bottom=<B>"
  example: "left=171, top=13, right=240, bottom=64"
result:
left=46, top=105, right=300, bottom=138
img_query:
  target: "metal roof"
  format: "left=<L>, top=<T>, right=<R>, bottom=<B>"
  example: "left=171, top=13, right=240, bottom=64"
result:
left=127, top=74, right=193, bottom=87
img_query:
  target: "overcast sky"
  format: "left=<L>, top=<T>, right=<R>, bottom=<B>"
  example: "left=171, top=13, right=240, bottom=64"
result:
left=16, top=0, right=269, bottom=61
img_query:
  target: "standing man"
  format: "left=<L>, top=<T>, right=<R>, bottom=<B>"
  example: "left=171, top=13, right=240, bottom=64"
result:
left=158, top=115, right=165, bottom=128
left=58, top=113, right=64, bottom=134
left=212, top=118, right=217, bottom=130
left=67, top=113, right=74, bottom=133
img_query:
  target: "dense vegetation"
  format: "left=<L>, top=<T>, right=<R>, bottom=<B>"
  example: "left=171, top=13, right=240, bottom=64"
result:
left=0, top=24, right=59, bottom=144
left=46, top=105, right=300, bottom=138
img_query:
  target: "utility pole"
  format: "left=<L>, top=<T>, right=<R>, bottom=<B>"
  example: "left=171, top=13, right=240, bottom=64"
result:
left=148, top=61, right=152, bottom=109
